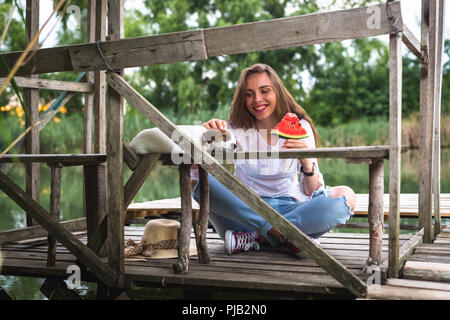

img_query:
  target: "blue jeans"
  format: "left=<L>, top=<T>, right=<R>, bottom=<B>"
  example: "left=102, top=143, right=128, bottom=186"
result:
left=192, top=174, right=352, bottom=246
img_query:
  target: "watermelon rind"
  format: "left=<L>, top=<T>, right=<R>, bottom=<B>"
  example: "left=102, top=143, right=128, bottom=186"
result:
left=270, top=129, right=308, bottom=139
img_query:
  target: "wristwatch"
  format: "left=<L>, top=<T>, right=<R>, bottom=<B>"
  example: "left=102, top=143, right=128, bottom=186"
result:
left=301, top=163, right=315, bottom=176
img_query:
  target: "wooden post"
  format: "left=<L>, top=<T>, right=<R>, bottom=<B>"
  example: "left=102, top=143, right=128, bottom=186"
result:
left=84, top=165, right=106, bottom=256
left=84, top=0, right=96, bottom=154
left=106, top=0, right=125, bottom=276
left=47, top=164, right=62, bottom=267
left=193, top=166, right=211, bottom=264
left=387, top=29, right=402, bottom=278
left=364, top=158, right=384, bottom=272
left=419, top=0, right=437, bottom=243
left=25, top=0, right=40, bottom=227
left=433, top=0, right=445, bottom=238
left=173, top=164, right=193, bottom=273
left=94, top=0, right=106, bottom=154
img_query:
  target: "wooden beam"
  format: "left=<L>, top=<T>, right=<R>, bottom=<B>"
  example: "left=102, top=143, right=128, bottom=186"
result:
left=25, top=0, right=40, bottom=227
left=106, top=0, right=125, bottom=276
left=0, top=154, right=107, bottom=164
left=0, top=76, right=93, bottom=92
left=0, top=170, right=118, bottom=287
left=0, top=218, right=86, bottom=244
left=123, top=154, right=160, bottom=210
left=363, top=158, right=384, bottom=272
left=433, top=0, right=445, bottom=238
left=123, top=142, right=140, bottom=170
left=94, top=0, right=107, bottom=154
left=402, top=24, right=422, bottom=59
left=47, top=164, right=62, bottom=267
left=84, top=164, right=106, bottom=256
left=387, top=29, right=402, bottom=279
left=420, top=0, right=436, bottom=244
left=380, top=229, right=423, bottom=281
left=195, top=166, right=211, bottom=264
left=106, top=72, right=367, bottom=298
left=173, top=164, right=193, bottom=273
left=158, top=146, right=408, bottom=163
left=0, top=2, right=402, bottom=76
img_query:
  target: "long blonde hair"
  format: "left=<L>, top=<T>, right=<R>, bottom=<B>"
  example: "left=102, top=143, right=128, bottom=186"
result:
left=228, top=63, right=320, bottom=145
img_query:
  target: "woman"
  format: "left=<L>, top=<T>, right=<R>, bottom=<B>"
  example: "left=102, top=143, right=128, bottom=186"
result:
left=191, top=63, right=355, bottom=256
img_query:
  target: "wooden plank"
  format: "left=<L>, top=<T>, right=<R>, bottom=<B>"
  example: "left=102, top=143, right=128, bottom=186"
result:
left=194, top=166, right=211, bottom=264
left=123, top=154, right=160, bottom=210
left=0, top=218, right=86, bottom=244
left=106, top=0, right=125, bottom=276
left=367, top=284, right=450, bottom=300
left=158, top=146, right=408, bottom=162
left=0, top=76, right=93, bottom=92
left=0, top=154, right=106, bottom=164
left=380, top=229, right=423, bottom=280
left=402, top=24, right=422, bottom=59
left=204, top=2, right=402, bottom=57
left=364, top=158, right=384, bottom=271
left=0, top=3, right=401, bottom=76
left=386, top=278, right=450, bottom=292
left=123, top=142, right=140, bottom=171
left=419, top=0, right=434, bottom=242
left=387, top=29, right=403, bottom=278
left=25, top=0, right=40, bottom=227
left=94, top=0, right=106, bottom=154
left=173, top=164, right=193, bottom=273
left=84, top=164, right=106, bottom=256
left=47, top=164, right=62, bottom=267
left=106, top=72, right=367, bottom=298
left=0, top=170, right=118, bottom=287
left=433, top=0, right=445, bottom=238
left=404, top=261, right=450, bottom=283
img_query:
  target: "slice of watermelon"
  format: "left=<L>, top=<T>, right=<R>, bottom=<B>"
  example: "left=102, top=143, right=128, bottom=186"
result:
left=270, top=113, right=308, bottom=139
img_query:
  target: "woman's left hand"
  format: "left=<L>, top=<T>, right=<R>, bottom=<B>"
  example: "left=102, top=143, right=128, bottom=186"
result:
left=282, top=139, right=314, bottom=170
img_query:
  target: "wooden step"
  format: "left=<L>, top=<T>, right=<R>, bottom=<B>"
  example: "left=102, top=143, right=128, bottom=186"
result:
left=403, top=261, right=450, bottom=283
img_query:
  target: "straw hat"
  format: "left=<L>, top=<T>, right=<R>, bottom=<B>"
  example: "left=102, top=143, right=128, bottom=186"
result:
left=124, top=219, right=197, bottom=259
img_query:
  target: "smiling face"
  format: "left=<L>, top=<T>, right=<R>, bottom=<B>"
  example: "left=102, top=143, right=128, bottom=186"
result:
left=244, top=72, right=278, bottom=128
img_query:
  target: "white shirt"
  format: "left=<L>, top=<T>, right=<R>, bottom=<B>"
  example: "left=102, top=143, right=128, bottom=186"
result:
left=230, top=119, right=324, bottom=203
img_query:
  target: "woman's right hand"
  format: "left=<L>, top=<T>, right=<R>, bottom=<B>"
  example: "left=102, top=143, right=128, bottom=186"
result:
left=202, top=119, right=227, bottom=131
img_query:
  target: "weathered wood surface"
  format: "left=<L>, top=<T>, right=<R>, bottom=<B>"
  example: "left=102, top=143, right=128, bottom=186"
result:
left=404, top=261, right=450, bottom=283
left=1, top=228, right=411, bottom=298
left=47, top=164, right=62, bottom=267
left=173, top=164, right=193, bottom=274
left=106, top=0, right=125, bottom=277
left=0, top=76, right=93, bottom=92
left=125, top=193, right=450, bottom=220
left=402, top=24, right=422, bottom=59
left=0, top=2, right=402, bottom=76
left=380, top=228, right=423, bottom=280
left=0, top=170, right=118, bottom=287
left=367, top=278, right=450, bottom=300
left=433, top=0, right=445, bottom=238
left=364, top=158, right=384, bottom=271
left=106, top=72, right=367, bottom=297
left=123, top=154, right=160, bottom=210
left=84, top=164, right=106, bottom=256
left=419, top=0, right=435, bottom=243
left=194, top=166, right=211, bottom=264
left=0, top=154, right=106, bottom=164
left=25, top=0, right=40, bottom=228
left=388, top=29, right=402, bottom=279
left=0, top=218, right=86, bottom=244
left=157, top=146, right=408, bottom=163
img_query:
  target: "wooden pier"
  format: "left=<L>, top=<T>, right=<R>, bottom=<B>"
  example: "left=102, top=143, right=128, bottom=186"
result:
left=0, top=0, right=446, bottom=300
left=0, top=227, right=415, bottom=299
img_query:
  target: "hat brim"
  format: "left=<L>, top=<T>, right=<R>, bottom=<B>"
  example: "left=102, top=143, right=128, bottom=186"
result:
left=125, top=239, right=198, bottom=260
